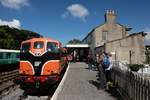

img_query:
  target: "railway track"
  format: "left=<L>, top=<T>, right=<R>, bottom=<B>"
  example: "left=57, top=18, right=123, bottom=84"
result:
left=0, top=70, right=19, bottom=94
left=0, top=70, right=19, bottom=83
left=0, top=69, right=53, bottom=100
left=0, top=70, right=20, bottom=100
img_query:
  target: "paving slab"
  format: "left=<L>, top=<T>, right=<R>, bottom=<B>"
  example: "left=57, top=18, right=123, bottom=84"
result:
left=56, top=62, right=117, bottom=100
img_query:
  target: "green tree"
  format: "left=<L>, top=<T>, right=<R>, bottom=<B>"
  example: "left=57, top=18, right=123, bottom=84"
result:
left=0, top=25, right=42, bottom=49
left=67, top=39, right=82, bottom=44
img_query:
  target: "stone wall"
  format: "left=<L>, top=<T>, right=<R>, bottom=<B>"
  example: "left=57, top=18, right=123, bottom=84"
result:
left=94, top=24, right=127, bottom=47
left=105, top=33, right=146, bottom=64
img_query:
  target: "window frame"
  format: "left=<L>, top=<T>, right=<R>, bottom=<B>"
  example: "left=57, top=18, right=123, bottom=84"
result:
left=102, top=31, right=108, bottom=41
left=21, top=42, right=31, bottom=52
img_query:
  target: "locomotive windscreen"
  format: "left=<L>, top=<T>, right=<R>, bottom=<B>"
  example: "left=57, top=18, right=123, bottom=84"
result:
left=21, top=42, right=31, bottom=52
left=34, top=41, right=44, bottom=49
left=47, top=42, right=59, bottom=53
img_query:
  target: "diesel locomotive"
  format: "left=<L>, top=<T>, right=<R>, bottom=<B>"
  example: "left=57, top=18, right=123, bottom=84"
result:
left=18, top=38, right=68, bottom=89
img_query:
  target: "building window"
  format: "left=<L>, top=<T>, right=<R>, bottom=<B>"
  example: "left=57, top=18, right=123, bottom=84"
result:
left=102, top=31, right=108, bottom=41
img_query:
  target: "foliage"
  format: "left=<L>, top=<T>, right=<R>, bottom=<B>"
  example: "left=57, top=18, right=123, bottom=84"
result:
left=128, top=64, right=144, bottom=72
left=67, top=39, right=82, bottom=44
left=0, top=25, right=42, bottom=49
left=105, top=81, right=118, bottom=95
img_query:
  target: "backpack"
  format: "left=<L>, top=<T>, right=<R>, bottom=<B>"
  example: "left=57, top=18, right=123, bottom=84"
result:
left=102, top=56, right=110, bottom=69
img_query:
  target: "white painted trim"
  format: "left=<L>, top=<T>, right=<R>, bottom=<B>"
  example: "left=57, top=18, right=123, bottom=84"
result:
left=0, top=49, right=20, bottom=53
left=51, top=63, right=70, bottom=100
left=29, top=51, right=34, bottom=55
left=20, top=61, right=35, bottom=74
left=29, top=50, right=47, bottom=57
left=41, top=60, right=60, bottom=75
left=66, top=44, right=89, bottom=48
left=45, top=40, right=48, bottom=52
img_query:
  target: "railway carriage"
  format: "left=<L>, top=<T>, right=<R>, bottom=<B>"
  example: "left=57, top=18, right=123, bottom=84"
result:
left=19, top=38, right=67, bottom=89
left=0, top=49, right=20, bottom=72
left=0, top=49, right=20, bottom=65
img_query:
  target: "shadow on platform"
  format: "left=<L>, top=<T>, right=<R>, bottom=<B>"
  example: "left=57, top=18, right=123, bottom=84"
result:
left=88, top=80, right=123, bottom=100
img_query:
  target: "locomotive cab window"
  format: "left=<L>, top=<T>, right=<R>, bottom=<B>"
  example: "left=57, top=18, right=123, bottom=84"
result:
left=34, top=41, right=44, bottom=49
left=21, top=43, right=31, bottom=52
left=47, top=42, right=58, bottom=53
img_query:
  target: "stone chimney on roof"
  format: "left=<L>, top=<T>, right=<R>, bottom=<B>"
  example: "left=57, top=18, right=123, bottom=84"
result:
left=105, top=10, right=116, bottom=24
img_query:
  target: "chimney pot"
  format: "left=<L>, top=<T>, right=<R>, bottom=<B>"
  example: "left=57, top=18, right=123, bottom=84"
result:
left=112, top=10, right=114, bottom=14
left=110, top=10, right=112, bottom=14
left=107, top=10, right=109, bottom=14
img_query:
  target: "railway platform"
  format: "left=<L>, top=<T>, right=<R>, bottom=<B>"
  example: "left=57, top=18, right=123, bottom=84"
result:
left=52, top=62, right=118, bottom=100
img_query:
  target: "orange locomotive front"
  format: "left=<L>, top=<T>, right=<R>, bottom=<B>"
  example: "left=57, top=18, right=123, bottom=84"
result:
left=19, top=38, right=66, bottom=89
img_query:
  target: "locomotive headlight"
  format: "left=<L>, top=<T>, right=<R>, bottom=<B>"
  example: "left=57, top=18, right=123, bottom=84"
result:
left=35, top=52, right=41, bottom=56
left=34, top=61, right=41, bottom=66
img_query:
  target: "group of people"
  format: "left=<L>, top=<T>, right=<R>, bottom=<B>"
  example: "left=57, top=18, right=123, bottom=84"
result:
left=87, top=52, right=113, bottom=89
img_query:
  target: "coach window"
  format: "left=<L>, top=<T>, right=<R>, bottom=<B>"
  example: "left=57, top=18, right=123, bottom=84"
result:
left=7, top=53, right=11, bottom=58
left=47, top=42, right=58, bottom=53
left=34, top=42, right=44, bottom=49
left=21, top=43, right=31, bottom=52
left=0, top=53, right=3, bottom=59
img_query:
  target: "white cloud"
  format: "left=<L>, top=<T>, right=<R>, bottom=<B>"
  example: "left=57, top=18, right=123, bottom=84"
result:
left=0, top=19, right=21, bottom=28
left=62, top=4, right=89, bottom=21
left=145, top=32, right=150, bottom=45
left=0, top=0, right=29, bottom=10
left=142, top=27, right=150, bottom=45
left=143, top=28, right=150, bottom=45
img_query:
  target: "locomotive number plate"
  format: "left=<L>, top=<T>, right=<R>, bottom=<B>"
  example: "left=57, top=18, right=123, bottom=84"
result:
left=34, top=61, right=41, bottom=66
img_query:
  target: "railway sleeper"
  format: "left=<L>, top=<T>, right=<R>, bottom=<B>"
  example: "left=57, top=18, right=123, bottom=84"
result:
left=0, top=81, right=14, bottom=95
left=0, top=75, right=18, bottom=84
left=0, top=72, right=18, bottom=79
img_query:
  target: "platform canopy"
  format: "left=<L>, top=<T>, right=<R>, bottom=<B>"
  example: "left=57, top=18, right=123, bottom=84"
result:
left=65, top=44, right=89, bottom=48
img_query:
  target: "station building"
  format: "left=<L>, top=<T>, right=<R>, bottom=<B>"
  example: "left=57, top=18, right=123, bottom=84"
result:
left=82, top=10, right=146, bottom=64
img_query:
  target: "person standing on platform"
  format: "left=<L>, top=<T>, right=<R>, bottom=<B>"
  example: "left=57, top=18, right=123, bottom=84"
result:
left=94, top=53, right=99, bottom=71
left=87, top=52, right=95, bottom=70
left=101, top=52, right=110, bottom=74
left=73, top=50, right=77, bottom=62
left=98, top=53, right=107, bottom=89
left=105, top=53, right=113, bottom=83
left=88, top=54, right=93, bottom=70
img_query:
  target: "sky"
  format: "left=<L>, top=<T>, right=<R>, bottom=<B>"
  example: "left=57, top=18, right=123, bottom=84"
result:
left=0, top=0, right=150, bottom=45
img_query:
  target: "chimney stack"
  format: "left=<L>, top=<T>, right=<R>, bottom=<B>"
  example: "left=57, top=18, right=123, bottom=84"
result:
left=105, top=10, right=116, bottom=24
